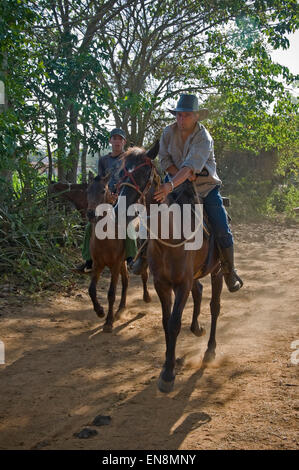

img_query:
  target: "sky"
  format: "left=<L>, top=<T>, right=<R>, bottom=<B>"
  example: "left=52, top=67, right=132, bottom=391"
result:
left=270, top=30, right=299, bottom=76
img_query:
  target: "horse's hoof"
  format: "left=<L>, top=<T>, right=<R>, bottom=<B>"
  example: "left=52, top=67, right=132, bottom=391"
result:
left=157, top=373, right=175, bottom=394
left=103, top=324, right=113, bottom=333
left=190, top=324, right=206, bottom=337
left=176, top=357, right=185, bottom=368
left=202, top=349, right=215, bottom=365
left=95, top=308, right=105, bottom=318
left=115, top=307, right=125, bottom=319
left=143, top=294, right=151, bottom=303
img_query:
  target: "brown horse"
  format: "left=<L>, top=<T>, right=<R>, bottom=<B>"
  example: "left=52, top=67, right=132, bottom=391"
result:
left=116, top=145, right=223, bottom=393
left=87, top=174, right=152, bottom=332
left=48, top=182, right=89, bottom=222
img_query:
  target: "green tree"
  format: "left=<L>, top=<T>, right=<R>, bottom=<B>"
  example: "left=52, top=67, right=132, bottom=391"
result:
left=204, top=89, right=299, bottom=219
left=1, top=0, right=137, bottom=185
left=94, top=0, right=298, bottom=144
left=0, top=0, right=39, bottom=195
left=28, top=0, right=136, bottom=182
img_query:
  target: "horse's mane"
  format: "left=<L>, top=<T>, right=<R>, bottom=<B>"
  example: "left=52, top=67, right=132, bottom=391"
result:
left=120, top=146, right=146, bottom=168
left=49, top=182, right=88, bottom=194
left=169, top=180, right=197, bottom=206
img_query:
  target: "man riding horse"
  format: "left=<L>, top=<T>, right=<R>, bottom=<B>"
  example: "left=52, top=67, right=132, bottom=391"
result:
left=131, top=94, right=243, bottom=293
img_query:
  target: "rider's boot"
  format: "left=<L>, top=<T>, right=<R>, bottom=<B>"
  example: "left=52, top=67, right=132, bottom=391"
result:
left=218, top=244, right=243, bottom=292
left=74, top=259, right=93, bottom=274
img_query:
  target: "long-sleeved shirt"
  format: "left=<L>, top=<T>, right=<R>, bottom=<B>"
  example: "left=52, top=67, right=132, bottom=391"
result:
left=98, top=152, right=123, bottom=192
left=159, top=122, right=221, bottom=197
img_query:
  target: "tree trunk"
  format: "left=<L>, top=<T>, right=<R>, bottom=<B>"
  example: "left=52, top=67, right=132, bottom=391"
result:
left=81, top=143, right=88, bottom=184
left=66, top=104, right=80, bottom=183
left=45, top=118, right=53, bottom=182
left=0, top=53, right=13, bottom=193
left=56, top=106, right=68, bottom=181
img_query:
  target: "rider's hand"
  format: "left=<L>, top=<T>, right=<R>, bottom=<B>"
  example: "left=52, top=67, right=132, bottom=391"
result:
left=109, top=192, right=118, bottom=204
left=188, top=172, right=196, bottom=182
left=153, top=183, right=172, bottom=203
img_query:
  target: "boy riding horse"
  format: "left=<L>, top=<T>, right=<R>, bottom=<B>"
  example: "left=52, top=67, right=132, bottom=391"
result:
left=76, top=128, right=137, bottom=273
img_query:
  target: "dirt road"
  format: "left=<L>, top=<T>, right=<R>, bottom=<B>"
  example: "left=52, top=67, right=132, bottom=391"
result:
left=0, top=222, right=298, bottom=450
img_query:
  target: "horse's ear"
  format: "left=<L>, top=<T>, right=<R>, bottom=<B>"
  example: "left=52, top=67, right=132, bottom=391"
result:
left=146, top=140, right=159, bottom=160
left=88, top=171, right=95, bottom=184
left=102, top=171, right=111, bottom=186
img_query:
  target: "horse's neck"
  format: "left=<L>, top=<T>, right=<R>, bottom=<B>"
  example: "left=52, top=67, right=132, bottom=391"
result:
left=69, top=183, right=87, bottom=190
left=145, top=184, right=156, bottom=209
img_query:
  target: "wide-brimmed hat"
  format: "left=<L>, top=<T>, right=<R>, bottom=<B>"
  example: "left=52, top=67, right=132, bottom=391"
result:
left=110, top=128, right=126, bottom=139
left=168, top=94, right=209, bottom=120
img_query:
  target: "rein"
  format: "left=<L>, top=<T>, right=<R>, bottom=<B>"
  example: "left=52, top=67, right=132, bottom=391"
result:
left=118, top=155, right=204, bottom=249
left=152, top=181, right=207, bottom=247
left=146, top=212, right=203, bottom=248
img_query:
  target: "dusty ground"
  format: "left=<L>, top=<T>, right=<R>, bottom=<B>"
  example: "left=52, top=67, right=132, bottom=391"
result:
left=0, top=222, right=298, bottom=450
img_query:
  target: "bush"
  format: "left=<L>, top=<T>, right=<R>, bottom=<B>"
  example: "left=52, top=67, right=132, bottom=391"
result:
left=265, top=184, right=299, bottom=216
left=0, top=181, right=84, bottom=291
left=226, top=176, right=273, bottom=221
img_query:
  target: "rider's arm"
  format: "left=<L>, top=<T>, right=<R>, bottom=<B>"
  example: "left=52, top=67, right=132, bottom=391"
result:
left=154, top=167, right=194, bottom=203
left=165, top=164, right=178, bottom=176
left=171, top=167, right=194, bottom=188
left=181, top=130, right=213, bottom=174
left=159, top=127, right=175, bottom=172
left=98, top=155, right=107, bottom=176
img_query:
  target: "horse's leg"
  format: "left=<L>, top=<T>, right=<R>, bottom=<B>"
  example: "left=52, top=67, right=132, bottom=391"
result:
left=103, top=266, right=121, bottom=333
left=153, top=280, right=172, bottom=389
left=88, top=262, right=105, bottom=318
left=141, top=265, right=151, bottom=303
left=158, top=281, right=191, bottom=393
left=190, top=279, right=206, bottom=337
left=203, top=270, right=223, bottom=364
left=116, top=261, right=128, bottom=316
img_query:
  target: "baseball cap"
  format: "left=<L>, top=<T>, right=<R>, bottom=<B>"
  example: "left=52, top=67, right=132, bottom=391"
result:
left=109, top=128, right=126, bottom=139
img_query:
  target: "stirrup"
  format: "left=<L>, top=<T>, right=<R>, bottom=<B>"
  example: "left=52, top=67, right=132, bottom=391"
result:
left=74, top=260, right=92, bottom=274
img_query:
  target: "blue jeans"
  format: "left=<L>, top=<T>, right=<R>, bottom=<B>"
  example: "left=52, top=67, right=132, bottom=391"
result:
left=164, top=176, right=233, bottom=249
left=203, top=185, right=233, bottom=248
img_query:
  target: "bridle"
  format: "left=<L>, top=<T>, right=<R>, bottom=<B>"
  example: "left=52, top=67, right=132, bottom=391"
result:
left=116, top=156, right=159, bottom=205
left=115, top=156, right=204, bottom=249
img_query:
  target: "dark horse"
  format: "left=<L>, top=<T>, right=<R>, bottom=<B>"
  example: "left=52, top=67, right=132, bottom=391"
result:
left=86, top=174, right=152, bottom=332
left=116, top=144, right=223, bottom=393
left=48, top=182, right=89, bottom=222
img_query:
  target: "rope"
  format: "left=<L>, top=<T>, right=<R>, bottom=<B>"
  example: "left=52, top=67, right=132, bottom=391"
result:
left=117, top=164, right=207, bottom=249
left=132, top=239, right=148, bottom=263
left=145, top=208, right=204, bottom=248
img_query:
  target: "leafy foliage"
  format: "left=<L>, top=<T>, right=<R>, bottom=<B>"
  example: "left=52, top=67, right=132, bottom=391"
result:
left=204, top=87, right=299, bottom=220
left=0, top=177, right=83, bottom=290
left=94, top=0, right=299, bottom=143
